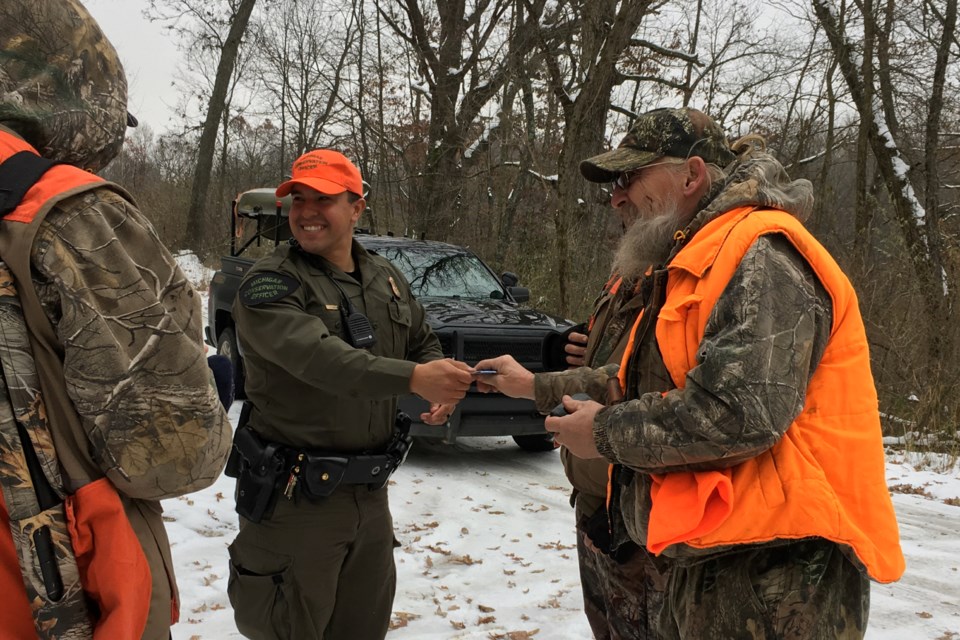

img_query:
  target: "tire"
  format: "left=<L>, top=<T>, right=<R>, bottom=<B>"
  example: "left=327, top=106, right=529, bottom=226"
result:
left=217, top=327, right=246, bottom=399
left=512, top=433, right=556, bottom=452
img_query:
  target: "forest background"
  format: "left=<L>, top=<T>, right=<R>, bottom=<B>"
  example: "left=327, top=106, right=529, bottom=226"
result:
left=102, top=0, right=960, bottom=453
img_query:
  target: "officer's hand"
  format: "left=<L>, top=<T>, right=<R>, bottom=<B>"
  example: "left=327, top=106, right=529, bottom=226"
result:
left=421, top=402, right=457, bottom=426
left=411, top=359, right=473, bottom=405
left=545, top=395, right=603, bottom=459
left=564, top=331, right=589, bottom=369
left=472, top=355, right=534, bottom=399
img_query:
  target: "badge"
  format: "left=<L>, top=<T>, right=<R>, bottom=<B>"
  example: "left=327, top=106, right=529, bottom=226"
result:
left=239, top=272, right=300, bottom=306
left=388, top=276, right=402, bottom=299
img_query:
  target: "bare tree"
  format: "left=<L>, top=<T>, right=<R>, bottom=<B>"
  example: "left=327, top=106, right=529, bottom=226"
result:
left=253, top=0, right=361, bottom=162
left=148, top=0, right=259, bottom=254
left=376, top=0, right=546, bottom=234
left=812, top=0, right=953, bottom=360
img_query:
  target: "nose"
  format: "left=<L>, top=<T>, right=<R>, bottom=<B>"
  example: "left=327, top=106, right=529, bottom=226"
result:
left=611, top=185, right=629, bottom=210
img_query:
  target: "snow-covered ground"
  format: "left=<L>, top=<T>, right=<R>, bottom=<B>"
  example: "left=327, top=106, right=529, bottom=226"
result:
left=170, top=253, right=960, bottom=639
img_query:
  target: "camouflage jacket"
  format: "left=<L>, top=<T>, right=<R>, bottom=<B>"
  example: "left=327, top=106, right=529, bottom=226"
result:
left=0, top=126, right=232, bottom=638
left=534, top=151, right=834, bottom=560
left=0, top=147, right=232, bottom=499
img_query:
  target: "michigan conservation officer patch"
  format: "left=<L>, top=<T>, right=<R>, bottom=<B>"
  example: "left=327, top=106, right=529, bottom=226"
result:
left=240, top=272, right=300, bottom=306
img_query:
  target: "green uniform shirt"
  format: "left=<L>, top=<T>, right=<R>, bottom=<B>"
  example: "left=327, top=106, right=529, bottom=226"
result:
left=234, top=239, right=443, bottom=452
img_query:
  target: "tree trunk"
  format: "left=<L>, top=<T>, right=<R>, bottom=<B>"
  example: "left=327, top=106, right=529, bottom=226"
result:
left=547, top=0, right=658, bottom=315
left=812, top=0, right=949, bottom=362
left=854, top=0, right=874, bottom=249
left=184, top=0, right=257, bottom=254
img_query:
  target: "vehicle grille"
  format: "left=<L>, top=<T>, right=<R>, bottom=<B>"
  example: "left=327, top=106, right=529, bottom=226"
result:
left=438, top=334, right=456, bottom=358
left=437, top=334, right=545, bottom=371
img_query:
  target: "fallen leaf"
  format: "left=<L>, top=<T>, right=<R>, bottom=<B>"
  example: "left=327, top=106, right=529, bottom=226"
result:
left=890, top=484, right=933, bottom=498
left=389, top=611, right=421, bottom=630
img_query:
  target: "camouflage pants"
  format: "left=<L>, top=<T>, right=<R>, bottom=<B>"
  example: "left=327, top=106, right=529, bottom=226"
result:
left=577, top=527, right=669, bottom=640
left=658, top=538, right=870, bottom=640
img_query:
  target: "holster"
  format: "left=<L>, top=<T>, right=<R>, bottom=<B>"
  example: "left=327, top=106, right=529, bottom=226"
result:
left=376, top=411, right=413, bottom=488
left=226, top=410, right=415, bottom=520
left=225, top=424, right=287, bottom=523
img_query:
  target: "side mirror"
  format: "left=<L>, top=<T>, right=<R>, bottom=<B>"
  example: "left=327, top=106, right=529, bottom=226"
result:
left=507, top=286, right=530, bottom=303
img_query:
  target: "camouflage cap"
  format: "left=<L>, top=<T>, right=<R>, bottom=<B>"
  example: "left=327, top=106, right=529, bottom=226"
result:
left=580, top=107, right=736, bottom=183
left=0, top=0, right=128, bottom=171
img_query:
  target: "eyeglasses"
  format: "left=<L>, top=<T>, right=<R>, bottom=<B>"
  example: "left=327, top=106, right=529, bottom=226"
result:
left=613, top=170, right=640, bottom=191
left=612, top=159, right=685, bottom=191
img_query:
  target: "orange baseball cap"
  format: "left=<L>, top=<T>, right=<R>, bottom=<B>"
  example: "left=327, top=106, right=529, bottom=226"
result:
left=275, top=149, right=364, bottom=198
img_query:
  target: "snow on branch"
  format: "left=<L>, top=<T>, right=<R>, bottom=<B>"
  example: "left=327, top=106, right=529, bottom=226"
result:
left=629, top=38, right=701, bottom=65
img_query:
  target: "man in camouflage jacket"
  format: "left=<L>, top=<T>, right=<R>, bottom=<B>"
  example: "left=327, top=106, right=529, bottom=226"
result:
left=476, top=107, right=903, bottom=639
left=0, top=1, right=232, bottom=638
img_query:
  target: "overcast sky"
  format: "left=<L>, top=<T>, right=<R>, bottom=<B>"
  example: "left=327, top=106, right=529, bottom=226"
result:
left=84, top=0, right=181, bottom=132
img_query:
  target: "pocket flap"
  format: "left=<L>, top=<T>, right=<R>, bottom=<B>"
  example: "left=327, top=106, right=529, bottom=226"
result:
left=300, top=455, right=348, bottom=498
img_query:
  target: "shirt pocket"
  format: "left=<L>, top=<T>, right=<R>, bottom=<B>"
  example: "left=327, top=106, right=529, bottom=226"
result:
left=388, top=298, right=412, bottom=327
left=387, top=298, right=413, bottom=356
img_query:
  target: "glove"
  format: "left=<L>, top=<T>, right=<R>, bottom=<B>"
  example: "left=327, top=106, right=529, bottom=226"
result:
left=207, top=354, right=235, bottom=410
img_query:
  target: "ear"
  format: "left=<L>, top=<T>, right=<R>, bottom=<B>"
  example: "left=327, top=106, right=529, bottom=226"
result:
left=351, top=197, right=366, bottom=222
left=681, top=156, right=708, bottom=197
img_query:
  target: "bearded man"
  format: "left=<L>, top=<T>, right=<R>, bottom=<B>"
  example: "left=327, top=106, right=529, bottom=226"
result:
left=475, top=107, right=903, bottom=639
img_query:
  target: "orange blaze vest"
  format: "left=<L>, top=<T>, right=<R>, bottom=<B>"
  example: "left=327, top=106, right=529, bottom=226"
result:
left=0, top=130, right=153, bottom=638
left=643, top=206, right=904, bottom=583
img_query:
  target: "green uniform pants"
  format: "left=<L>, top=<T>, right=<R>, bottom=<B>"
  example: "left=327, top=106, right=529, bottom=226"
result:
left=228, top=484, right=396, bottom=640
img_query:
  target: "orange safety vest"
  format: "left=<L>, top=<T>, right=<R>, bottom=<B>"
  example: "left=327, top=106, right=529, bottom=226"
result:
left=0, top=130, right=153, bottom=638
left=631, top=205, right=903, bottom=583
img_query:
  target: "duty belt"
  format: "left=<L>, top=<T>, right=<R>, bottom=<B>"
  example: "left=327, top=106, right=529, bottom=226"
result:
left=225, top=406, right=413, bottom=523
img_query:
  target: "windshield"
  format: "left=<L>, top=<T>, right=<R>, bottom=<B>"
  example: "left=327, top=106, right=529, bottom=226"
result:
left=374, top=245, right=506, bottom=299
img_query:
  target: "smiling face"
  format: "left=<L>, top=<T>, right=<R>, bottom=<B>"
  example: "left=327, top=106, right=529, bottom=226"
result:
left=288, top=185, right=365, bottom=267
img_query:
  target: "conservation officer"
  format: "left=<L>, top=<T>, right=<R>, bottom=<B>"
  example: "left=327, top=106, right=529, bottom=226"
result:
left=226, top=149, right=474, bottom=640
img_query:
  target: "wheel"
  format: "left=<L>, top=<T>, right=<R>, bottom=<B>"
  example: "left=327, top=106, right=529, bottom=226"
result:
left=217, top=327, right=246, bottom=399
left=512, top=433, right=556, bottom=452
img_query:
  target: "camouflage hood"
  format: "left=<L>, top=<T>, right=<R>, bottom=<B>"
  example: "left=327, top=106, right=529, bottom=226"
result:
left=685, top=147, right=814, bottom=238
left=0, top=0, right=128, bottom=171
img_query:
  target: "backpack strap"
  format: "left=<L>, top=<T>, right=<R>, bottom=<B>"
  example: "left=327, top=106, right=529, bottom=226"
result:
left=0, top=153, right=94, bottom=637
left=0, top=263, right=94, bottom=638
left=0, top=151, right=58, bottom=218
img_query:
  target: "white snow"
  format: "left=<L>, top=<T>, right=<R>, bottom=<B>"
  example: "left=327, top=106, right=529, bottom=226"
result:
left=163, top=416, right=960, bottom=639
left=174, top=254, right=960, bottom=639
left=464, top=115, right=501, bottom=160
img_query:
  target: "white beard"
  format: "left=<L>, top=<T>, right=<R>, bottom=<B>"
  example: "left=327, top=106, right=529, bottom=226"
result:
left=610, top=198, right=684, bottom=281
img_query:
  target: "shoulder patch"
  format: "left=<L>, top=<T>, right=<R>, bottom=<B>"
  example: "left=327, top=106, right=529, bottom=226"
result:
left=240, top=272, right=300, bottom=306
